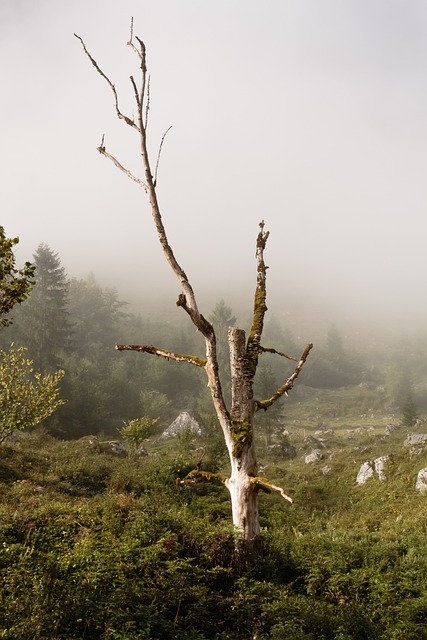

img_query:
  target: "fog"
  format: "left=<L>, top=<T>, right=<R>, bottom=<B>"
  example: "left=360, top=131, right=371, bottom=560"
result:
left=1, top=0, right=427, bottom=340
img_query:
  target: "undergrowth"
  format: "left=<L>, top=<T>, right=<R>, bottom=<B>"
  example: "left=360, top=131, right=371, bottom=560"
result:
left=1, top=418, right=427, bottom=639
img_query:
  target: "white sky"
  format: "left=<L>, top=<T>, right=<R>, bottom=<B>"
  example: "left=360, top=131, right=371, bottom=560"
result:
left=1, top=0, right=426, bottom=337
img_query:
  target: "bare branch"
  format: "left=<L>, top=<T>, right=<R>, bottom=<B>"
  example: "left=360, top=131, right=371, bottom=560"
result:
left=154, top=126, right=173, bottom=186
left=251, top=477, right=293, bottom=504
left=130, top=75, right=141, bottom=110
left=259, top=346, right=298, bottom=361
left=74, top=33, right=139, bottom=132
left=145, top=75, right=151, bottom=130
left=97, top=146, right=148, bottom=190
left=245, top=221, right=270, bottom=377
left=115, top=343, right=207, bottom=367
left=255, top=342, right=313, bottom=411
left=176, top=468, right=228, bottom=486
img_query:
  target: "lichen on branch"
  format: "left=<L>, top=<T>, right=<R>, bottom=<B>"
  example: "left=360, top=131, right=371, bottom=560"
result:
left=115, top=343, right=206, bottom=367
left=245, top=221, right=270, bottom=378
left=176, top=468, right=227, bottom=486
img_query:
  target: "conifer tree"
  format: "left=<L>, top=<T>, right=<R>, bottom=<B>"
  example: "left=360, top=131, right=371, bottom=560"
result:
left=16, top=244, right=71, bottom=371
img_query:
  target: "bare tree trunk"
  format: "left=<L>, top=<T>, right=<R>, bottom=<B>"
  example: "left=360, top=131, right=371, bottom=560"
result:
left=226, top=326, right=259, bottom=540
left=76, top=26, right=312, bottom=549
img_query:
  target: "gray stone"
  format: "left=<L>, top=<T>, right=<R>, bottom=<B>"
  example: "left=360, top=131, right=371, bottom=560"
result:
left=161, top=410, right=204, bottom=439
left=404, top=433, right=427, bottom=448
left=374, top=456, right=389, bottom=481
left=110, top=441, right=127, bottom=455
left=305, top=449, right=323, bottom=464
left=356, top=456, right=390, bottom=485
left=416, top=468, right=427, bottom=492
left=356, top=461, right=374, bottom=485
left=385, top=424, right=398, bottom=435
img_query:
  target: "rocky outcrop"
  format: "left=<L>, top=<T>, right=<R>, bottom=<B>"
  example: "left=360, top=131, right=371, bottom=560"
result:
left=404, top=433, right=427, bottom=447
left=356, top=456, right=390, bottom=485
left=161, top=411, right=204, bottom=439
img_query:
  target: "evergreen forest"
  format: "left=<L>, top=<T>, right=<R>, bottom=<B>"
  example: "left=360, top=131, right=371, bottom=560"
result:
left=2, top=242, right=427, bottom=639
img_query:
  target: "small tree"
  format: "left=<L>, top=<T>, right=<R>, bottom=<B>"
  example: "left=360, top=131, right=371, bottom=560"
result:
left=76, top=25, right=312, bottom=548
left=0, top=226, right=35, bottom=327
left=118, top=416, right=158, bottom=456
left=0, top=346, right=65, bottom=444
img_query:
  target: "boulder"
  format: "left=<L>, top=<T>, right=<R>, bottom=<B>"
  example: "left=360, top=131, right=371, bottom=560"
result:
left=161, top=410, right=204, bottom=439
left=415, top=468, right=427, bottom=492
left=404, top=433, right=427, bottom=448
left=356, top=455, right=390, bottom=485
left=374, top=456, right=389, bottom=481
left=356, top=461, right=374, bottom=485
left=305, top=449, right=323, bottom=464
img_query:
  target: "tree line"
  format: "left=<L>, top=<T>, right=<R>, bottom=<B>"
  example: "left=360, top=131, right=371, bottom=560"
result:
left=1, top=232, right=424, bottom=443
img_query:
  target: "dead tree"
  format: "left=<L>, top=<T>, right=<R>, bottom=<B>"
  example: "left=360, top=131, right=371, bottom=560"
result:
left=76, top=24, right=313, bottom=547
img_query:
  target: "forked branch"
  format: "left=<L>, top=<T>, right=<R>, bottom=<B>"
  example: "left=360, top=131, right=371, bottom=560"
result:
left=255, top=342, right=313, bottom=411
left=74, top=33, right=139, bottom=132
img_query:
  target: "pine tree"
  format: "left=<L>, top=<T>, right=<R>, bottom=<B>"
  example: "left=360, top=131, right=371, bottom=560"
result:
left=15, top=244, right=71, bottom=371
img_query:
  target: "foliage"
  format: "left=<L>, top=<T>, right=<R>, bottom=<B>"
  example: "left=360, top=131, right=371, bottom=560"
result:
left=0, top=346, right=65, bottom=443
left=2, top=427, right=427, bottom=638
left=0, top=226, right=35, bottom=326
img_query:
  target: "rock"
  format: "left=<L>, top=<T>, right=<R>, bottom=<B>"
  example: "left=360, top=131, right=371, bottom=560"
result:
left=110, top=441, right=127, bottom=455
left=374, top=456, right=389, bottom=481
left=305, top=449, right=323, bottom=464
left=303, top=435, right=324, bottom=450
left=356, top=461, right=374, bottom=485
left=404, top=433, right=427, bottom=448
left=415, top=468, right=427, bottom=492
left=385, top=424, right=398, bottom=435
left=161, top=410, right=204, bottom=439
left=321, top=465, right=332, bottom=475
left=356, top=456, right=390, bottom=485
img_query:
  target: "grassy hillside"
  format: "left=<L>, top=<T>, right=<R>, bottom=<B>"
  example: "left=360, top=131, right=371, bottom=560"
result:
left=1, top=388, right=427, bottom=639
